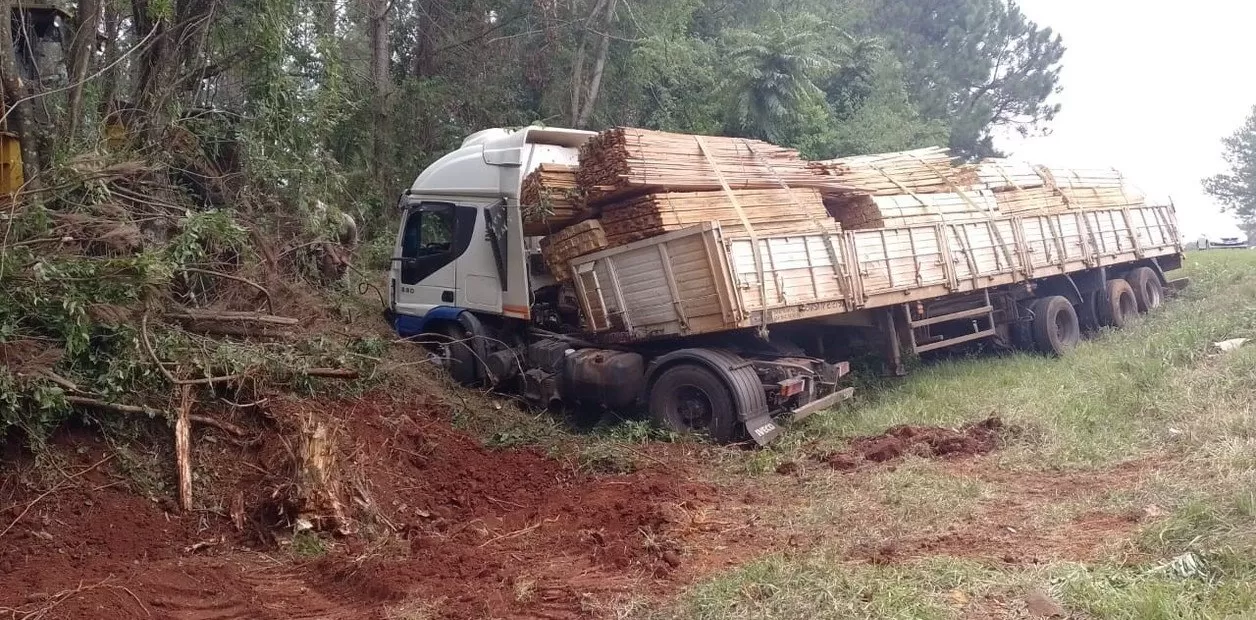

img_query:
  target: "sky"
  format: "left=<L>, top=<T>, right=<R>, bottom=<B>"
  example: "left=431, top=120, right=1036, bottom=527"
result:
left=996, top=0, right=1256, bottom=239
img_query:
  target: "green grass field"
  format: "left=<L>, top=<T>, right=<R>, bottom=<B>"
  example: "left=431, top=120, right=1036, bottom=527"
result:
left=638, top=250, right=1256, bottom=619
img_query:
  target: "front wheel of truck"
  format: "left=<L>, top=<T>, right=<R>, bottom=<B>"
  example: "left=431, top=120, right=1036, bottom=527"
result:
left=648, top=363, right=739, bottom=443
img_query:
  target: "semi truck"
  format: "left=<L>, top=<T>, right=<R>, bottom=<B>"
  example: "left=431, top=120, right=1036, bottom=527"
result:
left=388, top=126, right=1184, bottom=445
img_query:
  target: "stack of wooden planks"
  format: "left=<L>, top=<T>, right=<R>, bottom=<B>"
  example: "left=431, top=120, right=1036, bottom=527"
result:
left=540, top=219, right=608, bottom=281
left=990, top=187, right=1069, bottom=214
left=576, top=127, right=837, bottom=205
left=832, top=192, right=1000, bottom=229
left=976, top=160, right=1046, bottom=191
left=810, top=147, right=976, bottom=196
left=600, top=188, right=837, bottom=247
left=521, top=164, right=590, bottom=236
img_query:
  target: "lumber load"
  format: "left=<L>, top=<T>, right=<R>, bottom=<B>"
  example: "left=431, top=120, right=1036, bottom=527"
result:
left=1039, top=167, right=1126, bottom=191
left=810, top=147, right=976, bottom=196
left=827, top=191, right=1000, bottom=230
left=991, top=187, right=1069, bottom=214
left=599, top=188, right=838, bottom=247
left=1058, top=185, right=1146, bottom=209
left=539, top=219, right=608, bottom=281
left=521, top=164, right=590, bottom=236
left=577, top=127, right=838, bottom=205
left=976, top=160, right=1045, bottom=191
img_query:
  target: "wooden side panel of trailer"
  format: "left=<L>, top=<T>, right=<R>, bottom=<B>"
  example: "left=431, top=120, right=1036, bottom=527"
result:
left=568, top=205, right=1182, bottom=340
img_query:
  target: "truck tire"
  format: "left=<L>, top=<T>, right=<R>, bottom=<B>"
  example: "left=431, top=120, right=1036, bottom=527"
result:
left=428, top=324, right=480, bottom=386
left=1125, top=267, right=1164, bottom=313
left=648, top=363, right=739, bottom=443
left=1077, top=290, right=1102, bottom=334
left=1098, top=279, right=1138, bottom=329
left=1030, top=296, right=1080, bottom=356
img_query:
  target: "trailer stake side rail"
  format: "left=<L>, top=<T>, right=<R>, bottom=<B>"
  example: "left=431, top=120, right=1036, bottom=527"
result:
left=569, top=204, right=1180, bottom=341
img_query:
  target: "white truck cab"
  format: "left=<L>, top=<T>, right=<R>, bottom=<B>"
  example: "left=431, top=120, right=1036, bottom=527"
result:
left=389, top=126, right=595, bottom=338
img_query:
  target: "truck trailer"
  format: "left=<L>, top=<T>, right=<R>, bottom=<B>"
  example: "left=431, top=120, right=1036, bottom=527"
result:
left=388, top=127, right=1184, bottom=445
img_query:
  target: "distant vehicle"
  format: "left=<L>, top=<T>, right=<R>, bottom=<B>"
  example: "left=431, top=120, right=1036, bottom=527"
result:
left=1196, top=231, right=1249, bottom=250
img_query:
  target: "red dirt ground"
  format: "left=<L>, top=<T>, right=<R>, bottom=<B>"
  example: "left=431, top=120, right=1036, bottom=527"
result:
left=0, top=395, right=773, bottom=619
left=816, top=417, right=1008, bottom=471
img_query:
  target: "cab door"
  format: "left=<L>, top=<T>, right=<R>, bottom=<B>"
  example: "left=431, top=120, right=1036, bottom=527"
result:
left=392, top=201, right=477, bottom=319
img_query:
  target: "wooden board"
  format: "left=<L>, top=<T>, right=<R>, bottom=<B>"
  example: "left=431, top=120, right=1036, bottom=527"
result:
left=599, top=188, right=839, bottom=247
left=539, top=219, right=608, bottom=281
left=576, top=127, right=843, bottom=205
left=810, top=147, right=976, bottom=196
left=521, top=164, right=591, bottom=236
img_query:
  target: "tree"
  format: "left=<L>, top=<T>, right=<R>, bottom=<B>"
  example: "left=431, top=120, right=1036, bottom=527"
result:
left=721, top=12, right=834, bottom=144
left=1204, top=106, right=1256, bottom=228
left=863, top=0, right=1064, bottom=158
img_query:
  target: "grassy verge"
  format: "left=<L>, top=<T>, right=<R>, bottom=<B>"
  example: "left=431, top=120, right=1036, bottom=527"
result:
left=644, top=251, right=1256, bottom=619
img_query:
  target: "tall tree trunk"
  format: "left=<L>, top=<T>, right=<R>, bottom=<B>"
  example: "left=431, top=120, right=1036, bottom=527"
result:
left=569, top=0, right=615, bottom=128
left=99, top=3, right=120, bottom=117
left=64, top=0, right=102, bottom=143
left=131, top=0, right=171, bottom=142
left=367, top=0, right=392, bottom=207
left=0, top=0, right=44, bottom=191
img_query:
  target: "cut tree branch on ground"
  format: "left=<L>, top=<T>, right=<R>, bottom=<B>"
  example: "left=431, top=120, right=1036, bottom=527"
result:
left=66, top=396, right=250, bottom=439
left=166, top=311, right=300, bottom=326
left=185, top=322, right=293, bottom=340
left=176, top=385, right=193, bottom=512
left=305, top=368, right=360, bottom=379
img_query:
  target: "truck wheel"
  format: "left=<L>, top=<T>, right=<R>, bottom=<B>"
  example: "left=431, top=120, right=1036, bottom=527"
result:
left=1125, top=267, right=1163, bottom=313
left=1098, top=279, right=1138, bottom=329
left=1030, top=296, right=1080, bottom=356
left=428, top=324, right=479, bottom=386
left=1077, top=290, right=1102, bottom=334
left=648, top=363, right=739, bottom=443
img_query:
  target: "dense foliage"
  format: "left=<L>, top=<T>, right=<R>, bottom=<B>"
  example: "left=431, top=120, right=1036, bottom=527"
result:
left=3, top=0, right=1064, bottom=236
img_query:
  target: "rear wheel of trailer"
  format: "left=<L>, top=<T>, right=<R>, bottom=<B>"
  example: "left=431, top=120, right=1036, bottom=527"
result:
left=1125, top=267, right=1164, bottom=313
left=1030, top=296, right=1081, bottom=356
left=1098, top=279, right=1139, bottom=329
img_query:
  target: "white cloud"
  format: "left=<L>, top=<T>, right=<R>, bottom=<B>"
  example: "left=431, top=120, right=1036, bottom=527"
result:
left=997, top=0, right=1256, bottom=237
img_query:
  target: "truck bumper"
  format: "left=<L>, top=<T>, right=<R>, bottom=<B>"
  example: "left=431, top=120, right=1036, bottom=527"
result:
left=790, top=387, right=855, bottom=423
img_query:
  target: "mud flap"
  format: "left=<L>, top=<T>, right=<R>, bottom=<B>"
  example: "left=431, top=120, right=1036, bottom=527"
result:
left=744, top=415, right=782, bottom=446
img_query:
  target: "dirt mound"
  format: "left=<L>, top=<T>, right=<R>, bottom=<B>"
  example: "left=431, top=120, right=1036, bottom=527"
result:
left=0, top=395, right=767, bottom=619
left=817, top=417, right=1008, bottom=471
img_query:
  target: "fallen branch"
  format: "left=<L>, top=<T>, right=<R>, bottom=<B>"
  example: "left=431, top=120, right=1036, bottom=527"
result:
left=39, top=371, right=81, bottom=393
left=68, top=396, right=249, bottom=438
left=179, top=267, right=275, bottom=314
left=66, top=395, right=162, bottom=417
left=188, top=414, right=248, bottom=437
left=166, top=310, right=300, bottom=326
left=176, top=386, right=193, bottom=512
left=186, top=321, right=293, bottom=340
left=305, top=368, right=359, bottom=379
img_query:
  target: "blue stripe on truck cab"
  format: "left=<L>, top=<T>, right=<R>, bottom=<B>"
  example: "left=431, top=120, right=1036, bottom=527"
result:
left=393, top=306, right=465, bottom=338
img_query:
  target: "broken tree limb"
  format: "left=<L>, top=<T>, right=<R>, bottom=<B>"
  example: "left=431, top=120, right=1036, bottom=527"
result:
left=66, top=395, right=163, bottom=417
left=185, top=322, right=293, bottom=340
left=166, top=311, right=300, bottom=326
left=188, top=414, right=248, bottom=438
left=179, top=267, right=275, bottom=314
left=176, top=386, right=193, bottom=512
